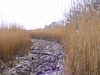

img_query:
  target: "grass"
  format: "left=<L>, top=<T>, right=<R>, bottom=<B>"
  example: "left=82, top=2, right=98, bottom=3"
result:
left=28, top=26, right=66, bottom=41
left=63, top=7, right=100, bottom=75
left=0, top=1, right=100, bottom=75
left=29, top=6, right=100, bottom=75
left=0, top=26, right=31, bottom=62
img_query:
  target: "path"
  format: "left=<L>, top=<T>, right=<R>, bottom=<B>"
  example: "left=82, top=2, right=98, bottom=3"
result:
left=0, top=39, right=64, bottom=75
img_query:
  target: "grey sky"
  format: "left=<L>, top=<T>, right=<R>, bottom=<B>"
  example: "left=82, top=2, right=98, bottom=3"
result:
left=0, top=0, right=72, bottom=29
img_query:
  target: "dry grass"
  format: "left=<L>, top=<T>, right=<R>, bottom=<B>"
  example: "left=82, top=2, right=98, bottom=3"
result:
left=29, top=8, right=100, bottom=75
left=63, top=9, right=100, bottom=75
left=28, top=26, right=66, bottom=41
left=0, top=26, right=31, bottom=61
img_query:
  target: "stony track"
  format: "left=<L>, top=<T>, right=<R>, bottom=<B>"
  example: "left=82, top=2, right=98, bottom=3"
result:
left=0, top=39, right=64, bottom=75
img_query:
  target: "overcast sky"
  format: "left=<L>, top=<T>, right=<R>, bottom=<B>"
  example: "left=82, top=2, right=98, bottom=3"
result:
left=0, top=0, right=72, bottom=29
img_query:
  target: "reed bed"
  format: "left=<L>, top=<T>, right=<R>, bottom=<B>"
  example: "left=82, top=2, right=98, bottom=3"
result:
left=0, top=26, right=31, bottom=61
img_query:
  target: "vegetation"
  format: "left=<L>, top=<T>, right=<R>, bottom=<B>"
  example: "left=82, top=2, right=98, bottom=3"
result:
left=62, top=1, right=100, bottom=75
left=0, top=26, right=31, bottom=61
left=28, top=26, right=66, bottom=41
left=0, top=0, right=100, bottom=75
left=64, top=12, right=100, bottom=75
left=29, top=0, right=100, bottom=75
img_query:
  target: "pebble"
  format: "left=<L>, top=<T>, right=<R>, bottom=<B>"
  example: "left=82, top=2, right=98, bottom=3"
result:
left=0, top=39, right=64, bottom=75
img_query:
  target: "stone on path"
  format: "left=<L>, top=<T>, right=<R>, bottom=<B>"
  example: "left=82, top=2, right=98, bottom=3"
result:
left=0, top=39, right=64, bottom=75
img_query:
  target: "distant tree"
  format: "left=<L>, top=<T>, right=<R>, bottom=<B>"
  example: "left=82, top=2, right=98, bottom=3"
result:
left=45, top=20, right=65, bottom=29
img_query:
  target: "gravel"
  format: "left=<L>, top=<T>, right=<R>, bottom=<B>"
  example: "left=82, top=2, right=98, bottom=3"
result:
left=0, top=39, right=64, bottom=75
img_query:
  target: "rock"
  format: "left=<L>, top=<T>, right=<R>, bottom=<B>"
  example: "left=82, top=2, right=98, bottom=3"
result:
left=0, top=39, right=64, bottom=75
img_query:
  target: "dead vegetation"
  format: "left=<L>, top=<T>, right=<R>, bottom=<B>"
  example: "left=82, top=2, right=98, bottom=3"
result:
left=63, top=11, right=100, bottom=75
left=29, top=2, right=100, bottom=75
left=0, top=0, right=100, bottom=75
left=28, top=26, right=66, bottom=41
left=0, top=26, right=31, bottom=61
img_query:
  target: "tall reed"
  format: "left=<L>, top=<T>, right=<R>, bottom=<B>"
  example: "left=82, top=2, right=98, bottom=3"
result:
left=0, top=26, right=31, bottom=61
left=63, top=3, right=100, bottom=75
